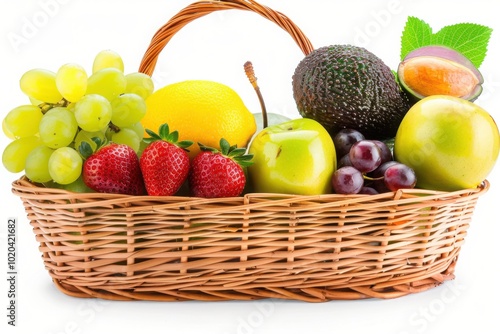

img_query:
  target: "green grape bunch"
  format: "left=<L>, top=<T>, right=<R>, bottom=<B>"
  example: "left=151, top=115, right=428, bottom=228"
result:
left=2, top=49, right=154, bottom=190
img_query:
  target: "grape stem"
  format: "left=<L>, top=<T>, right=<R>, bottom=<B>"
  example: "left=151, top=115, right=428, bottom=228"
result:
left=244, top=61, right=268, bottom=128
left=39, top=98, right=71, bottom=114
left=362, top=175, right=384, bottom=181
left=108, top=122, right=121, bottom=133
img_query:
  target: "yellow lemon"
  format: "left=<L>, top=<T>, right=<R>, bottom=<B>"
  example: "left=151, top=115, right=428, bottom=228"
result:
left=143, top=80, right=256, bottom=158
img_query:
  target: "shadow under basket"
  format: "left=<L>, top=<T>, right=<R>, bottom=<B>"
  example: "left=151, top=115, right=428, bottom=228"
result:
left=12, top=176, right=488, bottom=302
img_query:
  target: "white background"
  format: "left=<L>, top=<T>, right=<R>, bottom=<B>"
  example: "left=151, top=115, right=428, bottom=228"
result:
left=1, top=0, right=499, bottom=333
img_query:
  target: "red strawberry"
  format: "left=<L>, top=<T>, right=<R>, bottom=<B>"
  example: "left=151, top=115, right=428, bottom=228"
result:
left=80, top=140, right=146, bottom=195
left=140, top=123, right=192, bottom=196
left=189, top=138, right=253, bottom=198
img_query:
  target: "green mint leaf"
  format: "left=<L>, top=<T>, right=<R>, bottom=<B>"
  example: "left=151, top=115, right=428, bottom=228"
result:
left=400, top=16, right=433, bottom=61
left=432, top=23, right=493, bottom=68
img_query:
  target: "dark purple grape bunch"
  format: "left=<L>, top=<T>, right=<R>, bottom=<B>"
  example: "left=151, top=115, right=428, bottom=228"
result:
left=332, top=129, right=417, bottom=194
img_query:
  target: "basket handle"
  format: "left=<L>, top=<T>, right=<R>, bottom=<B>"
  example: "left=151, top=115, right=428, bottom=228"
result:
left=138, top=0, right=314, bottom=76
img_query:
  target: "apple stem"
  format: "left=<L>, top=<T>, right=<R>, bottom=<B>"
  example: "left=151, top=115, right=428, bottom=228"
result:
left=244, top=61, right=268, bottom=128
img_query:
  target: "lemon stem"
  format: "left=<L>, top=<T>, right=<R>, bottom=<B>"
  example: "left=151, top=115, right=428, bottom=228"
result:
left=244, top=61, right=268, bottom=128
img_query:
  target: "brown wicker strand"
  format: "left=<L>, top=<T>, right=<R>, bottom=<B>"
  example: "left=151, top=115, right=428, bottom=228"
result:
left=138, top=0, right=314, bottom=76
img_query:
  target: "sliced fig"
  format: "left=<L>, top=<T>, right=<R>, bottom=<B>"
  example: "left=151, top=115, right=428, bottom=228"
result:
left=398, top=45, right=483, bottom=102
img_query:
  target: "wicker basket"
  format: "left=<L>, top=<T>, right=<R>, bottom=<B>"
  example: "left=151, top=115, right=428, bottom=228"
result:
left=12, top=0, right=490, bottom=302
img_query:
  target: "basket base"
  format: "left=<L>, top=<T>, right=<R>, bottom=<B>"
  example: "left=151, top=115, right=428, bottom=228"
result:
left=49, top=261, right=457, bottom=302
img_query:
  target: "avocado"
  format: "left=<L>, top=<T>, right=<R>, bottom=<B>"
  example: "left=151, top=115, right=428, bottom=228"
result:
left=292, top=45, right=411, bottom=139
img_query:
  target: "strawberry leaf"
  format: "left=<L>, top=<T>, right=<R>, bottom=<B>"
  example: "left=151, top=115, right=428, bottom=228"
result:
left=158, top=123, right=170, bottom=138
left=79, top=137, right=106, bottom=159
left=198, top=142, right=219, bottom=153
left=228, top=148, right=247, bottom=158
left=79, top=141, right=94, bottom=159
left=234, top=154, right=254, bottom=168
left=167, top=130, right=179, bottom=143
left=144, top=129, right=160, bottom=142
left=144, top=123, right=193, bottom=150
left=199, top=138, right=253, bottom=167
left=177, top=140, right=193, bottom=150
left=91, top=136, right=104, bottom=148
left=219, top=138, right=231, bottom=155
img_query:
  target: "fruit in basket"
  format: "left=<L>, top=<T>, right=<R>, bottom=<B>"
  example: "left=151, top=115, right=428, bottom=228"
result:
left=349, top=140, right=382, bottom=173
left=292, top=45, right=411, bottom=139
left=398, top=16, right=493, bottom=103
left=142, top=80, right=257, bottom=159
left=372, top=140, right=393, bottom=165
left=86, top=68, right=127, bottom=102
left=48, top=146, right=83, bottom=185
left=253, top=112, right=291, bottom=132
left=189, top=138, right=253, bottom=198
left=370, top=161, right=398, bottom=193
left=330, top=134, right=416, bottom=194
left=92, top=49, right=125, bottom=73
left=397, top=45, right=483, bottom=102
left=333, top=129, right=365, bottom=158
left=39, top=107, right=78, bottom=148
left=383, top=162, right=417, bottom=191
left=248, top=118, right=335, bottom=195
left=25, top=145, right=54, bottom=183
left=110, top=93, right=147, bottom=128
left=111, top=128, right=141, bottom=153
left=80, top=140, right=145, bottom=195
left=140, top=123, right=193, bottom=196
left=19, top=68, right=63, bottom=103
left=3, top=105, right=43, bottom=138
left=124, top=72, right=155, bottom=100
left=2, top=136, right=42, bottom=173
left=394, top=95, right=500, bottom=191
left=44, top=175, right=93, bottom=193
left=2, top=49, right=153, bottom=188
left=332, top=166, right=364, bottom=194
left=56, top=63, right=88, bottom=102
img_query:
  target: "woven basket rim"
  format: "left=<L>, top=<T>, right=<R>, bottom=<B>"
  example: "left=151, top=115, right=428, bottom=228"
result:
left=12, top=175, right=490, bottom=205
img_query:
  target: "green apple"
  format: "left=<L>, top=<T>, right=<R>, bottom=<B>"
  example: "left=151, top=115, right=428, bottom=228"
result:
left=253, top=112, right=291, bottom=132
left=394, top=95, right=499, bottom=191
left=248, top=117, right=336, bottom=195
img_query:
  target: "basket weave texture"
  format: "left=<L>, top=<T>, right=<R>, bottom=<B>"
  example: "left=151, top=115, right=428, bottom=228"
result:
left=12, top=0, right=490, bottom=302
